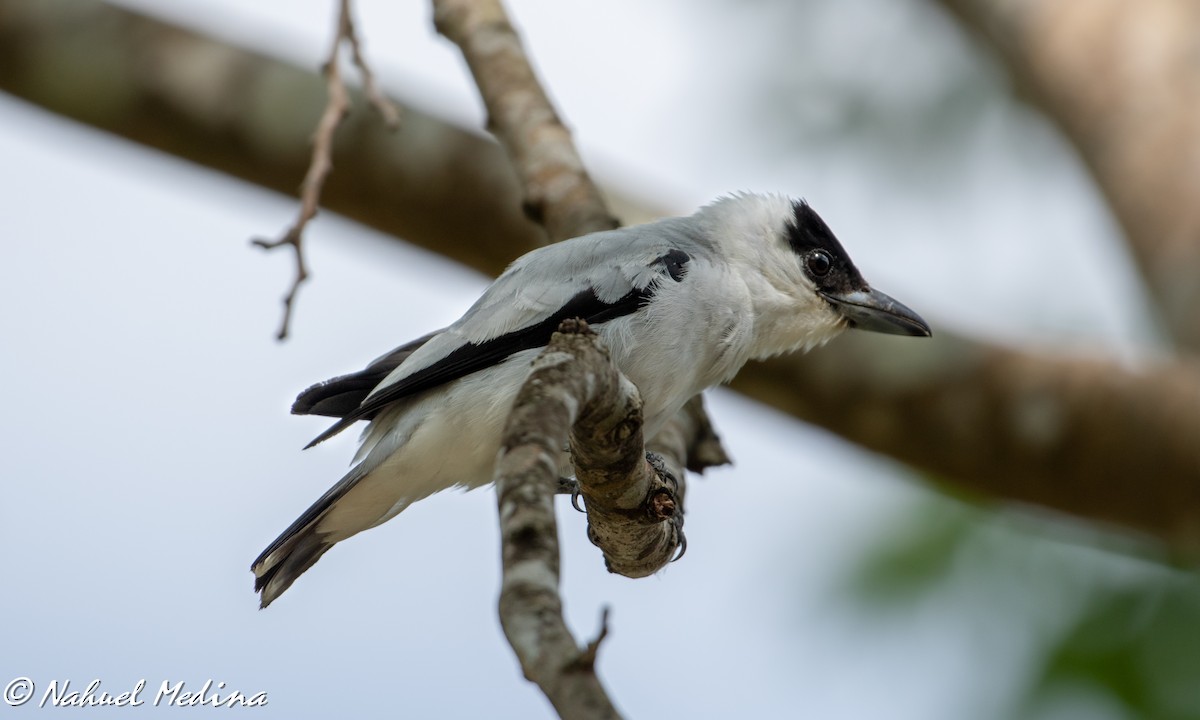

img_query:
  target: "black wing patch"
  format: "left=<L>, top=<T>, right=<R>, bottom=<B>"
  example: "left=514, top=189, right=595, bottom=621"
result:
left=301, top=250, right=690, bottom=449
left=292, top=332, right=438, bottom=419
left=660, top=248, right=689, bottom=282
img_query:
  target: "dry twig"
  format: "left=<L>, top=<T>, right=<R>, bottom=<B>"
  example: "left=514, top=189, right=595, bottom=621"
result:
left=252, top=0, right=399, bottom=340
left=342, top=2, right=402, bottom=128
left=573, top=607, right=611, bottom=672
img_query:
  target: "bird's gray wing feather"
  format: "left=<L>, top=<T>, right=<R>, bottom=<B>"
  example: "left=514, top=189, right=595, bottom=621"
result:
left=301, top=227, right=695, bottom=448
left=291, top=331, right=439, bottom=419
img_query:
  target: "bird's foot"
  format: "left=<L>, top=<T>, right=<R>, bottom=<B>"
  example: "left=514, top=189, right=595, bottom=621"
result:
left=556, top=476, right=586, bottom=513
left=644, top=452, right=687, bottom=562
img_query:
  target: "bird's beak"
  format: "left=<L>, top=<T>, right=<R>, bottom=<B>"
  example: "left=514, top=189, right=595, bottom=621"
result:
left=821, top=288, right=932, bottom=337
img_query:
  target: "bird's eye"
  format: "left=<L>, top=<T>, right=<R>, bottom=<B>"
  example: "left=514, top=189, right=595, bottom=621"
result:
left=807, top=251, right=832, bottom=277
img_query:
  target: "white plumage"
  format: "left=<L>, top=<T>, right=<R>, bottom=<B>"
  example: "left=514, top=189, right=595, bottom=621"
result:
left=252, top=193, right=930, bottom=607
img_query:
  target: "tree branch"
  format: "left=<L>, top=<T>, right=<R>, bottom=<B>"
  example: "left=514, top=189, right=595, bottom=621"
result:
left=496, top=319, right=691, bottom=720
left=734, top=333, right=1200, bottom=548
left=432, top=2, right=705, bottom=713
left=432, top=0, right=619, bottom=241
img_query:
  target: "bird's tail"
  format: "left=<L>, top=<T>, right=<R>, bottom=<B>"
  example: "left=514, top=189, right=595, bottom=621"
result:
left=252, top=524, right=333, bottom=609
left=251, top=462, right=373, bottom=608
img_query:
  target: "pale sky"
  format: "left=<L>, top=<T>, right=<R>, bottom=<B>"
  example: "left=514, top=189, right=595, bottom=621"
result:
left=0, top=1, right=1154, bottom=718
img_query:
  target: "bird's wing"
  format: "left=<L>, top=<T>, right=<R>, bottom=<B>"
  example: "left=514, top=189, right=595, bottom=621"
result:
left=302, top=230, right=694, bottom=449
left=291, top=331, right=439, bottom=419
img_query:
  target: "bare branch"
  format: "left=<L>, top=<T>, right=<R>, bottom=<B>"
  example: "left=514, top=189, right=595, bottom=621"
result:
left=250, top=1, right=348, bottom=339
left=0, top=0, right=553, bottom=277
left=341, top=1, right=401, bottom=128
left=574, top=607, right=611, bottom=672
left=496, top=320, right=690, bottom=719
left=248, top=233, right=310, bottom=341
left=432, top=0, right=618, bottom=241
left=251, top=0, right=396, bottom=339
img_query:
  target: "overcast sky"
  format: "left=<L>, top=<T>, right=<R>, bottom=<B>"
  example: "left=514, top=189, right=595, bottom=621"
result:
left=0, top=1, right=1155, bottom=718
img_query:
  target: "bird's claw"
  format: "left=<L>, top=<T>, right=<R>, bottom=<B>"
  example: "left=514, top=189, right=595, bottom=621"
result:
left=672, top=526, right=688, bottom=562
left=556, top=477, right=587, bottom=513
left=645, top=452, right=686, bottom=562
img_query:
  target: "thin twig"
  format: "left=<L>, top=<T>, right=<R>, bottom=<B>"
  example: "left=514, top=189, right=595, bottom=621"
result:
left=341, top=2, right=401, bottom=128
left=573, top=607, right=611, bottom=672
left=252, top=0, right=396, bottom=340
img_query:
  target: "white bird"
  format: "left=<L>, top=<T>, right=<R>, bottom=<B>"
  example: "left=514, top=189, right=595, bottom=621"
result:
left=252, top=193, right=930, bottom=607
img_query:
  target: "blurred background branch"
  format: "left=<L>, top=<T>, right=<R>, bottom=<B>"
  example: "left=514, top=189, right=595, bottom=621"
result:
left=935, top=0, right=1200, bottom=351
left=3, top=0, right=1199, bottom=549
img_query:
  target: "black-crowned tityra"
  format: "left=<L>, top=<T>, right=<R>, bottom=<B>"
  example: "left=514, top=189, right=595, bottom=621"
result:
left=252, top=192, right=931, bottom=607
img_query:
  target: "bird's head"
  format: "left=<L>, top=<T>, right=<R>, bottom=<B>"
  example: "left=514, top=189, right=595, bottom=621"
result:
left=699, top=193, right=931, bottom=357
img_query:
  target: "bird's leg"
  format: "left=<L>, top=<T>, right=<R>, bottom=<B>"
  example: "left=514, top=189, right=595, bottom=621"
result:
left=644, top=451, right=678, bottom=494
left=644, top=451, right=687, bottom=562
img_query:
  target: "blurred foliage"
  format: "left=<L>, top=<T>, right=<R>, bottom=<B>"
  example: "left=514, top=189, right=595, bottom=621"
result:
left=1028, top=578, right=1200, bottom=720
left=846, top=494, right=1200, bottom=720
left=850, top=497, right=977, bottom=604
